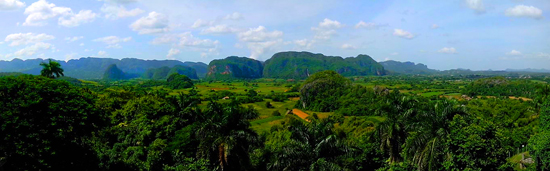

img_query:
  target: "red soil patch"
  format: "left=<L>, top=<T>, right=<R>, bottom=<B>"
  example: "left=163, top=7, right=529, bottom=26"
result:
left=289, top=97, right=300, bottom=101
left=292, top=109, right=309, bottom=121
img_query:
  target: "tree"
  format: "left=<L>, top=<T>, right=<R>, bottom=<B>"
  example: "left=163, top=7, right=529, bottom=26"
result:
left=167, top=73, right=194, bottom=89
left=39, top=59, right=64, bottom=78
left=0, top=75, right=102, bottom=170
left=299, top=70, right=351, bottom=112
left=529, top=100, right=550, bottom=170
left=404, top=100, right=466, bottom=170
left=196, top=101, right=260, bottom=170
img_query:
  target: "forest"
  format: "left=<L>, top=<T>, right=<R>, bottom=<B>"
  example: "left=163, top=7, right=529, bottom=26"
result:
left=1, top=60, right=550, bottom=171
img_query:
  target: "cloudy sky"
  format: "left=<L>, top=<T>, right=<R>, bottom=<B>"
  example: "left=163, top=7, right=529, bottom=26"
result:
left=0, top=0, right=549, bottom=70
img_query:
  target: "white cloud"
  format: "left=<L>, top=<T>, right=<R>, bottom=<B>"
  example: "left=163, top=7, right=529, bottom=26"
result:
left=64, top=52, right=78, bottom=61
left=5, top=33, right=55, bottom=46
left=431, top=24, right=440, bottom=29
left=166, top=48, right=180, bottom=58
left=536, top=53, right=550, bottom=59
left=238, top=26, right=283, bottom=42
left=93, top=36, right=132, bottom=48
left=130, top=12, right=170, bottom=34
left=341, top=43, right=356, bottom=50
left=390, top=52, right=399, bottom=56
left=65, top=36, right=83, bottom=42
left=153, top=32, right=220, bottom=57
left=312, top=18, right=343, bottom=40
left=224, top=12, right=243, bottom=20
left=0, top=0, right=25, bottom=11
left=13, top=42, right=52, bottom=56
left=23, top=0, right=72, bottom=26
left=201, top=25, right=240, bottom=34
left=80, top=43, right=84, bottom=46
left=438, top=47, right=458, bottom=54
left=393, top=29, right=415, bottom=39
left=355, top=21, right=383, bottom=29
left=101, top=4, right=144, bottom=19
left=246, top=39, right=282, bottom=59
left=294, top=39, right=314, bottom=49
left=506, top=50, right=522, bottom=56
left=191, top=19, right=214, bottom=28
left=58, top=10, right=97, bottom=27
left=318, top=18, right=343, bottom=29
left=505, top=5, right=543, bottom=19
left=465, top=0, right=485, bottom=14
left=97, top=50, right=107, bottom=57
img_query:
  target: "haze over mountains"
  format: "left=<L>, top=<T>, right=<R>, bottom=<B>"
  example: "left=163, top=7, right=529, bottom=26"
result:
left=1, top=51, right=549, bottom=80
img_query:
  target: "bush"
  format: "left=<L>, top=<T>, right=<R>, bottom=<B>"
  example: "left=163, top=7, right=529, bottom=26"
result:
left=266, top=101, right=274, bottom=108
left=272, top=110, right=281, bottom=116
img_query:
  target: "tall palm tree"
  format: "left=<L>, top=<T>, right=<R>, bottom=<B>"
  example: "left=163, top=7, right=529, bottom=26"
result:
left=39, top=59, right=64, bottom=78
left=196, top=101, right=260, bottom=171
left=377, top=93, right=419, bottom=164
left=403, top=100, right=466, bottom=171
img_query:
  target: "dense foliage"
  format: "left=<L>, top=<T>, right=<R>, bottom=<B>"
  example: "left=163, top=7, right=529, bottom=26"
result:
left=143, top=65, right=199, bottom=80
left=206, top=56, right=264, bottom=80
left=461, top=76, right=537, bottom=98
left=166, top=73, right=194, bottom=89
left=263, top=51, right=386, bottom=79
left=380, top=60, right=437, bottom=75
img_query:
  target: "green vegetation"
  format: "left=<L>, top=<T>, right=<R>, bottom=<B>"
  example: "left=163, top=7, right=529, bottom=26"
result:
left=1, top=61, right=550, bottom=170
left=206, top=56, right=263, bottom=80
left=143, top=65, right=198, bottom=80
left=39, top=59, right=64, bottom=78
left=380, top=60, right=437, bottom=75
left=263, top=51, right=386, bottom=79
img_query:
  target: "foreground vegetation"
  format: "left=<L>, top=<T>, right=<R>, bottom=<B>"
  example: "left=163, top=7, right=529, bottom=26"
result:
left=1, top=63, right=550, bottom=170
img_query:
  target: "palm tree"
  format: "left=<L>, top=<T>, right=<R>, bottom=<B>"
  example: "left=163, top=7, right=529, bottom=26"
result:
left=403, top=100, right=466, bottom=171
left=196, top=101, right=260, bottom=171
left=377, top=93, right=419, bottom=164
left=39, top=59, right=64, bottom=78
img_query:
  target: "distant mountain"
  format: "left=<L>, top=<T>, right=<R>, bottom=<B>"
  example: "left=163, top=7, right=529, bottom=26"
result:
left=0, top=57, right=203, bottom=80
left=380, top=60, right=438, bottom=74
left=143, top=65, right=198, bottom=80
left=183, top=62, right=208, bottom=78
left=505, top=68, right=550, bottom=73
left=206, top=56, right=264, bottom=80
left=103, top=64, right=129, bottom=80
left=263, top=51, right=386, bottom=79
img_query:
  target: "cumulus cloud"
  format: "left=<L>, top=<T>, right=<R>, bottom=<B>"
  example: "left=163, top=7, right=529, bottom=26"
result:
left=13, top=42, right=52, bottom=56
left=393, top=29, right=415, bottom=39
left=93, top=36, right=132, bottom=48
left=505, top=5, right=543, bottom=19
left=97, top=50, right=107, bottom=57
left=465, top=0, right=485, bottom=14
left=101, top=4, right=144, bottom=19
left=246, top=40, right=282, bottom=59
left=341, top=44, right=356, bottom=50
left=58, top=10, right=98, bottom=27
left=5, top=33, right=55, bottom=46
left=191, top=19, right=214, bottom=28
left=294, top=39, right=315, bottom=49
left=64, top=52, right=78, bottom=61
left=355, top=21, right=385, bottom=29
left=0, top=0, right=25, bottom=11
left=201, top=25, right=240, bottom=34
left=238, top=26, right=283, bottom=42
left=166, top=48, right=180, bottom=59
left=224, top=12, right=243, bottom=20
left=152, top=32, right=220, bottom=57
left=23, top=0, right=72, bottom=26
left=506, top=50, right=522, bottom=56
left=130, top=12, right=170, bottom=34
left=431, top=24, right=440, bottom=29
left=312, top=18, right=343, bottom=40
left=65, top=36, right=83, bottom=42
left=390, top=52, right=399, bottom=56
left=438, top=47, right=458, bottom=54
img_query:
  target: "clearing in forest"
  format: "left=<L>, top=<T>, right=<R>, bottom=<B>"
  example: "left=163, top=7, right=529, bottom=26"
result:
left=292, top=109, right=310, bottom=121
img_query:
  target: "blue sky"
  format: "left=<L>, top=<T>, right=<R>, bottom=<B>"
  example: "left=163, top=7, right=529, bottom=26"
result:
left=0, top=0, right=548, bottom=70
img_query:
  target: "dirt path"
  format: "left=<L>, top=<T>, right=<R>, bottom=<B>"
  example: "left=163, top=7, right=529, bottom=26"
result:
left=292, top=109, right=310, bottom=121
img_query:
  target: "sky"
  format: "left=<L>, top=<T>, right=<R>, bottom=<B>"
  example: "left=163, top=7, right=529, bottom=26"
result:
left=0, top=0, right=549, bottom=70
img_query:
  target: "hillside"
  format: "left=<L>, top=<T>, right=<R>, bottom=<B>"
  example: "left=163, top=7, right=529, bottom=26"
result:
left=0, top=57, right=205, bottom=80
left=263, top=51, right=386, bottom=79
left=380, top=60, right=438, bottom=74
left=143, top=65, right=198, bottom=80
left=206, top=56, right=264, bottom=80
